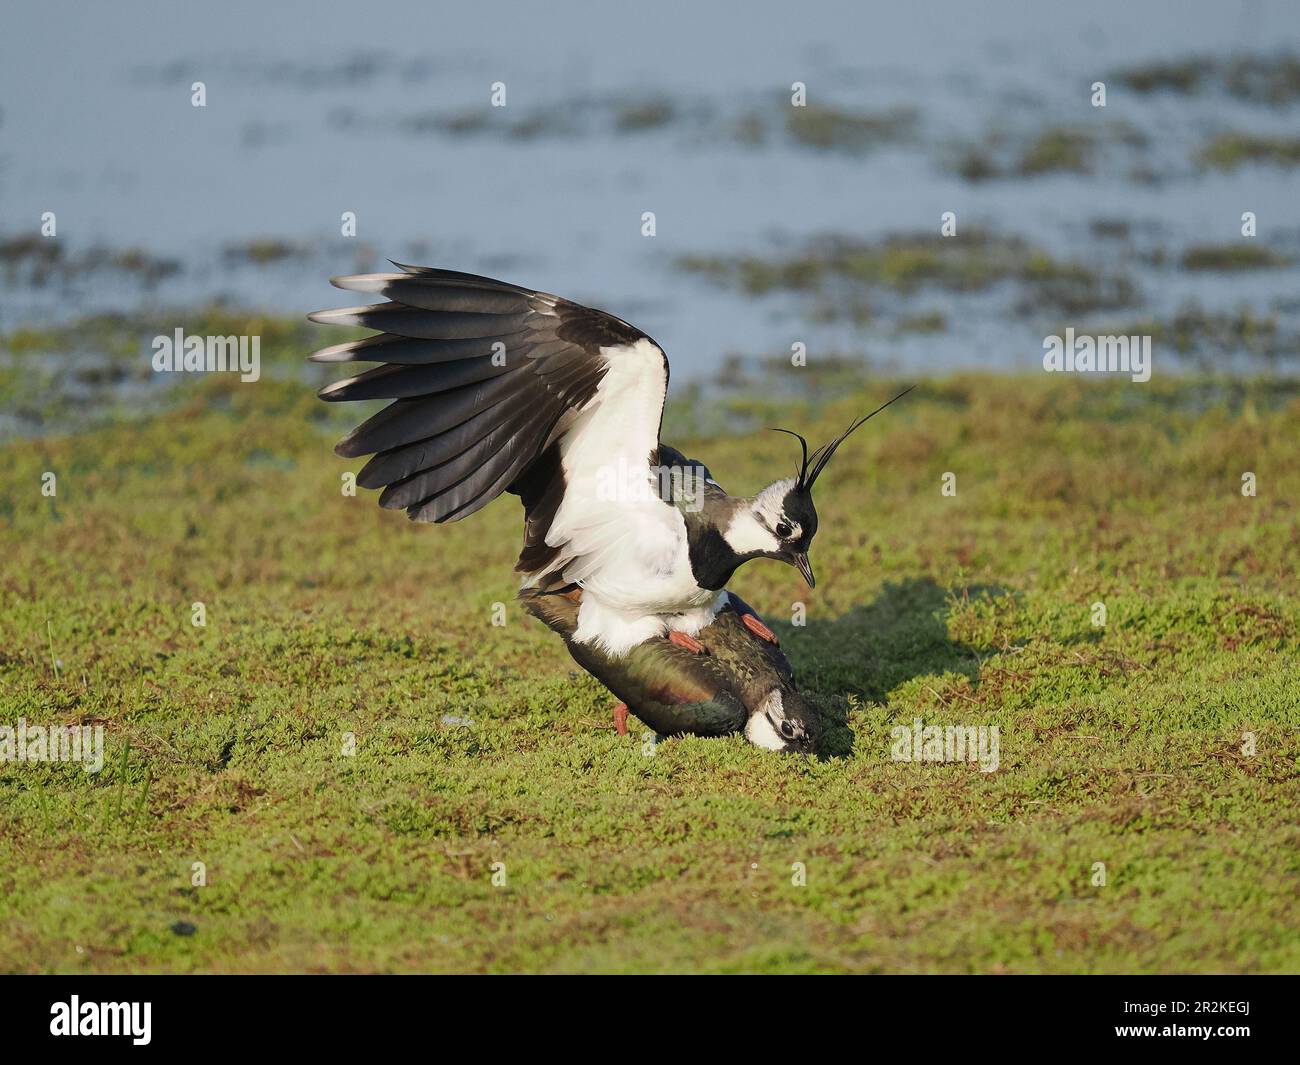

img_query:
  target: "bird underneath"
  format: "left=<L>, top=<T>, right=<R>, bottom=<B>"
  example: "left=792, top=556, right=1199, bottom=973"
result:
left=520, top=585, right=823, bottom=753
left=309, top=265, right=911, bottom=657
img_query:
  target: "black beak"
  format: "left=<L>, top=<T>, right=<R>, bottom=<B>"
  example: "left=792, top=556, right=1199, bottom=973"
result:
left=790, top=551, right=815, bottom=588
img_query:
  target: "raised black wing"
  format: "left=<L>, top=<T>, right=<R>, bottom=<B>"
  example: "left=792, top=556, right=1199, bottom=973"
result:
left=309, top=265, right=665, bottom=530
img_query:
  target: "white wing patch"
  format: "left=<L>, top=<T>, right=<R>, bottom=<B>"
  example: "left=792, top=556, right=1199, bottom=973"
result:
left=536, top=338, right=716, bottom=653
left=549, top=342, right=676, bottom=585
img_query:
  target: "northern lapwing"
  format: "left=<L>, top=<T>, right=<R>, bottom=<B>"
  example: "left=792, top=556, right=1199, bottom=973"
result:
left=520, top=585, right=820, bottom=754
left=309, top=265, right=911, bottom=658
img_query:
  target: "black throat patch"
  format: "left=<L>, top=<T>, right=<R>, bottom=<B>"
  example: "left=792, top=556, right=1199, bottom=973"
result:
left=686, top=523, right=743, bottom=591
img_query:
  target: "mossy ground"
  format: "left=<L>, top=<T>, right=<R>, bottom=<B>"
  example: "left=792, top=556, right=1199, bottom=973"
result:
left=1, top=337, right=1298, bottom=973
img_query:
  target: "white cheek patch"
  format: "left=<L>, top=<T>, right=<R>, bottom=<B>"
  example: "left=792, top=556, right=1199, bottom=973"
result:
left=744, top=691, right=788, bottom=750
left=723, top=478, right=799, bottom=555
left=722, top=510, right=781, bottom=555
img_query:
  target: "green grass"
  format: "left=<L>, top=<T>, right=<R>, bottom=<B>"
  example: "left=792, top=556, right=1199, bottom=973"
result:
left=1196, top=132, right=1300, bottom=171
left=1117, top=53, right=1300, bottom=106
left=677, top=230, right=1138, bottom=318
left=1180, top=244, right=1289, bottom=271
left=1016, top=127, right=1092, bottom=176
left=784, top=105, right=917, bottom=154
left=1, top=361, right=1298, bottom=973
left=1101, top=305, right=1294, bottom=365
left=614, top=97, right=677, bottom=133
left=948, top=122, right=1148, bottom=182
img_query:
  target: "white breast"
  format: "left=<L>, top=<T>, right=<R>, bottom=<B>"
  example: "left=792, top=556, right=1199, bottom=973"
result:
left=542, top=338, right=716, bottom=653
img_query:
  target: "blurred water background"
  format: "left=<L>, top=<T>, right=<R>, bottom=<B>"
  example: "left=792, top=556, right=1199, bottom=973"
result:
left=1, top=0, right=1298, bottom=394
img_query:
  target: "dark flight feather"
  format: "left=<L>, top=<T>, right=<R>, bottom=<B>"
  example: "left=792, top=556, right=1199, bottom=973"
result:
left=309, top=267, right=663, bottom=578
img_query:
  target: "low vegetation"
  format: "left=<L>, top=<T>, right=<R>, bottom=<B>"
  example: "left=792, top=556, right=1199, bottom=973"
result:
left=2, top=352, right=1297, bottom=973
left=678, top=230, right=1139, bottom=318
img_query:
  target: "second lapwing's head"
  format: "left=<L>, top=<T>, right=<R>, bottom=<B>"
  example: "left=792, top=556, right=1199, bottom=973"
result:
left=723, top=387, right=915, bottom=590
left=744, top=688, right=821, bottom=755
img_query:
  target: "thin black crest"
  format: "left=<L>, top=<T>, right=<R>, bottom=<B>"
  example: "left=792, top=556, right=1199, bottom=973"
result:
left=769, top=427, right=810, bottom=484
left=770, top=385, right=915, bottom=491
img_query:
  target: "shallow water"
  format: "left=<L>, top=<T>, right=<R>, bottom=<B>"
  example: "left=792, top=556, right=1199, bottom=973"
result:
left=2, top=0, right=1298, bottom=379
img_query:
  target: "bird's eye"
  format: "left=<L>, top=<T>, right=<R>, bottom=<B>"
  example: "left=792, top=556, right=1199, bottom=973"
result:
left=775, top=521, right=793, bottom=539
left=780, top=720, right=795, bottom=739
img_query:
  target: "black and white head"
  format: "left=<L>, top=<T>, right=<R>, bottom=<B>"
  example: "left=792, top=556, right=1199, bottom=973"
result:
left=721, top=387, right=915, bottom=589
left=720, top=474, right=820, bottom=586
left=745, top=689, right=821, bottom=754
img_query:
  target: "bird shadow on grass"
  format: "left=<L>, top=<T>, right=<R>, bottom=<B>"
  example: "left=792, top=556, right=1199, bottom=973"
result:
left=781, top=577, right=1008, bottom=758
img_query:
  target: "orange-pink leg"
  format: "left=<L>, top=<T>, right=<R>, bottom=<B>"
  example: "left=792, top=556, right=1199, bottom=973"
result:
left=667, top=630, right=705, bottom=654
left=613, top=702, right=629, bottom=735
left=741, top=612, right=778, bottom=645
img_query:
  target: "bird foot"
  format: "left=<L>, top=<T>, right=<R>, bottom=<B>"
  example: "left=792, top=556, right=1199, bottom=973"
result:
left=667, top=630, right=705, bottom=654
left=741, top=612, right=779, bottom=645
left=612, top=702, right=629, bottom=735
